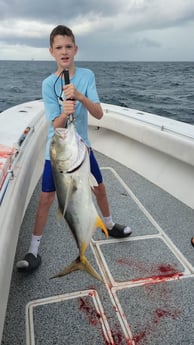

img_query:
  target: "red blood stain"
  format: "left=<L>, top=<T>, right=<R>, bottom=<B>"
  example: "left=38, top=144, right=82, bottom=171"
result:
left=132, top=330, right=146, bottom=344
left=144, top=280, right=173, bottom=300
left=113, top=305, right=119, bottom=313
left=116, top=258, right=183, bottom=344
left=79, top=297, right=101, bottom=326
left=156, top=263, right=182, bottom=279
left=117, top=257, right=183, bottom=284
left=111, top=324, right=127, bottom=344
left=85, top=261, right=183, bottom=344
left=117, top=258, right=148, bottom=274
left=78, top=297, right=132, bottom=344
left=131, top=307, right=181, bottom=345
left=131, top=272, right=183, bottom=285
left=88, top=290, right=96, bottom=297
left=157, top=264, right=177, bottom=274
left=153, top=308, right=181, bottom=324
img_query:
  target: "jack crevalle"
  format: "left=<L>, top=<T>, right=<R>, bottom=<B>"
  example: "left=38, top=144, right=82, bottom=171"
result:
left=50, top=120, right=108, bottom=281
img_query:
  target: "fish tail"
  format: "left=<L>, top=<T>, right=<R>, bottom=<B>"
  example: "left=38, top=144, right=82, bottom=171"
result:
left=50, top=255, right=103, bottom=282
left=96, top=216, right=108, bottom=238
left=80, top=255, right=103, bottom=281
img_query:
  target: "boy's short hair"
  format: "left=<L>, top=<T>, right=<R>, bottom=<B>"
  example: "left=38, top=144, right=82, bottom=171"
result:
left=50, top=25, right=75, bottom=47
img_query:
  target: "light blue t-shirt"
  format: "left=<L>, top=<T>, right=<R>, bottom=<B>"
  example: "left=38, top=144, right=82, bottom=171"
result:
left=42, top=67, right=100, bottom=160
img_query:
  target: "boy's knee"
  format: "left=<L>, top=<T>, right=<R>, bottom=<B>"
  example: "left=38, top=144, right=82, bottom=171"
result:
left=40, top=191, right=55, bottom=206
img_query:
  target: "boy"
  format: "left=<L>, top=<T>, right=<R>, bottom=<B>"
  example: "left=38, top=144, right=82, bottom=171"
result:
left=17, top=25, right=132, bottom=272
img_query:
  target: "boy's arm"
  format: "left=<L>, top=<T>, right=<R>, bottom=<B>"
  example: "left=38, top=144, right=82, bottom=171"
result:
left=78, top=94, right=103, bottom=119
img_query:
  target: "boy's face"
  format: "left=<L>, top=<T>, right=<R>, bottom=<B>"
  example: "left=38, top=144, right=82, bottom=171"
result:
left=49, top=35, right=78, bottom=70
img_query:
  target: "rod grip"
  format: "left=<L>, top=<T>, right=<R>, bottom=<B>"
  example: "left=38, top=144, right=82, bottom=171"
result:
left=64, top=69, right=70, bottom=85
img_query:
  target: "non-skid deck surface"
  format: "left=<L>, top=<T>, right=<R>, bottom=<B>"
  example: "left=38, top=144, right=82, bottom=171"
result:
left=2, top=151, right=194, bottom=345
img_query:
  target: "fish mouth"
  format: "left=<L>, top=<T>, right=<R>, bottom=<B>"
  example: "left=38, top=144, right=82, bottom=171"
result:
left=55, top=127, right=68, bottom=139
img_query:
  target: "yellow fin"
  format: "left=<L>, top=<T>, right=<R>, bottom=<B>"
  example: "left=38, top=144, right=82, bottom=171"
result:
left=62, top=177, right=76, bottom=217
left=80, top=242, right=87, bottom=260
left=96, top=216, right=108, bottom=238
left=50, top=255, right=103, bottom=282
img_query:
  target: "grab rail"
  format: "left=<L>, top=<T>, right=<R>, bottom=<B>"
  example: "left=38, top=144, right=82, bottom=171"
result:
left=0, top=126, right=34, bottom=205
left=102, top=105, right=194, bottom=140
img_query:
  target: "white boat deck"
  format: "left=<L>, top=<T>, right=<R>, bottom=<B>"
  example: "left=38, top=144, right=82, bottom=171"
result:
left=1, top=100, right=194, bottom=344
left=2, top=150, right=194, bottom=345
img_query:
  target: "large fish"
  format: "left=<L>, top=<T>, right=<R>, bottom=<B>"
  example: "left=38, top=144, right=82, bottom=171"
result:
left=50, top=120, right=108, bottom=281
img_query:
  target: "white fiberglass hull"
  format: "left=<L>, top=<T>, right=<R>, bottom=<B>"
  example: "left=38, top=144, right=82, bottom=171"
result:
left=0, top=99, right=194, bottom=342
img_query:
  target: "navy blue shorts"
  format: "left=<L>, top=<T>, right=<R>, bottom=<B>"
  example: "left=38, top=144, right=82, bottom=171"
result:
left=41, top=149, right=103, bottom=192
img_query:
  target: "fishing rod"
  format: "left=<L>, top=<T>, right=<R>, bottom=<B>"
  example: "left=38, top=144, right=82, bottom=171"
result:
left=63, top=69, right=74, bottom=123
left=63, top=69, right=70, bottom=85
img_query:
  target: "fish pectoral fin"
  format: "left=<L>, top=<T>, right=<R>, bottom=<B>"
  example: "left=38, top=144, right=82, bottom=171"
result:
left=56, top=207, right=64, bottom=225
left=62, top=178, right=76, bottom=217
left=96, top=216, right=108, bottom=238
left=89, top=173, right=98, bottom=189
left=50, top=256, right=103, bottom=282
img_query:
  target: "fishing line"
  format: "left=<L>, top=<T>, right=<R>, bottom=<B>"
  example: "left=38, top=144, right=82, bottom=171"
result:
left=54, top=69, right=71, bottom=101
left=53, top=70, right=65, bottom=101
left=53, top=69, right=75, bottom=123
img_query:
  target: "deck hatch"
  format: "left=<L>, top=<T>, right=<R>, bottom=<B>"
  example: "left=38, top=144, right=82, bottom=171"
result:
left=26, top=289, right=114, bottom=345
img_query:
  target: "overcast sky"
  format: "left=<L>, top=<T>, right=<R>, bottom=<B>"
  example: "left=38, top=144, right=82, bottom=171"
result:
left=0, top=0, right=193, bottom=61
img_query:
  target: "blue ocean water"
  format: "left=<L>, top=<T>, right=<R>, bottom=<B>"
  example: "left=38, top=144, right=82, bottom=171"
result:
left=0, top=60, right=193, bottom=124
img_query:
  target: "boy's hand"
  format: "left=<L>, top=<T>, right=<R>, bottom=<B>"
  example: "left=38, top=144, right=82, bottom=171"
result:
left=63, top=84, right=82, bottom=101
left=62, top=99, right=75, bottom=116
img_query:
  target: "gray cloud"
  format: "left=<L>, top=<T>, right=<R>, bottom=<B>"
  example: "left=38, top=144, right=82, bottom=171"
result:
left=0, top=0, right=122, bottom=21
left=0, top=0, right=193, bottom=60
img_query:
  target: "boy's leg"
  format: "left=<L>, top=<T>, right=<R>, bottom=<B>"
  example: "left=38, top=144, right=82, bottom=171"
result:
left=93, top=182, right=132, bottom=237
left=16, top=191, right=55, bottom=272
left=33, top=191, right=55, bottom=237
left=17, top=160, right=55, bottom=272
left=93, top=183, right=110, bottom=217
left=28, top=190, right=55, bottom=255
left=89, top=150, right=132, bottom=238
